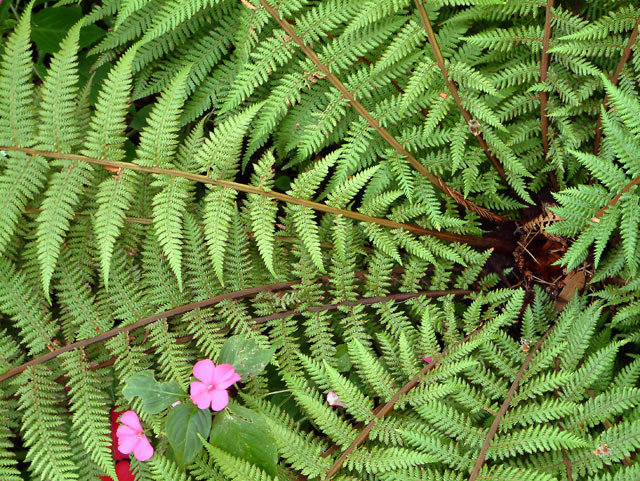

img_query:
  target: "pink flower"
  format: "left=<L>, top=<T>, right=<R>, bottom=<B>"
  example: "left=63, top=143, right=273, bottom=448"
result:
left=189, top=360, right=241, bottom=411
left=422, top=355, right=433, bottom=364
left=115, top=411, right=154, bottom=462
left=326, top=391, right=346, bottom=407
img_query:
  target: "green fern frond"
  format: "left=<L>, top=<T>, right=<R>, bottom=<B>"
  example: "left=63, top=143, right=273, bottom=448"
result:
left=60, top=349, right=116, bottom=479
left=13, top=366, right=78, bottom=481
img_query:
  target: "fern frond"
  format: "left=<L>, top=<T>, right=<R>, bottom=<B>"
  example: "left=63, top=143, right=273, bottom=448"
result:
left=60, top=349, right=116, bottom=479
left=13, top=366, right=78, bottom=481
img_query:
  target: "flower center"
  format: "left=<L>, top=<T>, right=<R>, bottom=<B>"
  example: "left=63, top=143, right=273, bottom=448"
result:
left=207, top=383, right=216, bottom=391
left=137, top=432, right=143, bottom=439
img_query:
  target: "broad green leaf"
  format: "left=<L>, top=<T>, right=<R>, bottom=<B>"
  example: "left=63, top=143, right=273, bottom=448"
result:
left=209, top=402, right=278, bottom=477
left=166, top=403, right=212, bottom=466
left=31, top=7, right=82, bottom=54
left=217, top=336, right=275, bottom=379
left=122, top=370, right=184, bottom=414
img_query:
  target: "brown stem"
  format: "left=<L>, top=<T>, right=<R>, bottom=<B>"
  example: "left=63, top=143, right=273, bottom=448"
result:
left=53, top=288, right=467, bottom=383
left=467, top=326, right=553, bottom=481
left=0, top=146, right=510, bottom=249
left=540, top=0, right=554, bottom=159
left=468, top=267, right=584, bottom=481
left=593, top=13, right=640, bottom=155
left=0, top=278, right=309, bottom=383
left=257, top=0, right=509, bottom=223
left=3, top=267, right=409, bottom=384
left=413, top=0, right=517, bottom=197
left=252, top=288, right=470, bottom=323
left=540, top=0, right=559, bottom=190
left=593, top=174, right=640, bottom=221
left=325, top=324, right=485, bottom=480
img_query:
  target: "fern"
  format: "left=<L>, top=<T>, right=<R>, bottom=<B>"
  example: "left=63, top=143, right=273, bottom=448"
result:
left=1, top=2, right=640, bottom=481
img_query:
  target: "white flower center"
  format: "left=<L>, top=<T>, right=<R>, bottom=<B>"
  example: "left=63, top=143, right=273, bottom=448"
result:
left=137, top=432, right=143, bottom=439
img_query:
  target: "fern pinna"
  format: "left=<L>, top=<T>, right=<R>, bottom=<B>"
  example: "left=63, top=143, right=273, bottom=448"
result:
left=1, top=0, right=640, bottom=480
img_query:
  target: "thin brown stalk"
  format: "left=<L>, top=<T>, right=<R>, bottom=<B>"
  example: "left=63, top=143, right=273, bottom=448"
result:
left=467, top=326, right=553, bottom=481
left=413, top=0, right=517, bottom=196
left=3, top=267, right=410, bottom=384
left=53, top=288, right=467, bottom=383
left=252, top=288, right=470, bottom=323
left=468, top=268, right=584, bottom=481
left=257, top=0, right=509, bottom=223
left=0, top=146, right=512, bottom=249
left=593, top=174, right=640, bottom=221
left=0, top=278, right=307, bottom=383
left=540, top=0, right=554, bottom=159
left=540, top=0, right=559, bottom=190
left=324, top=324, right=485, bottom=480
left=593, top=13, right=640, bottom=155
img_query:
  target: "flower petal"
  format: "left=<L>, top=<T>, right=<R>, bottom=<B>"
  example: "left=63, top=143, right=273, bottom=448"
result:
left=190, top=381, right=212, bottom=409
left=209, top=389, right=229, bottom=411
left=193, top=359, right=216, bottom=384
left=119, top=411, right=142, bottom=431
left=116, top=431, right=139, bottom=455
left=115, top=460, right=136, bottom=481
left=133, top=434, right=154, bottom=461
left=116, top=425, right=139, bottom=439
left=212, top=364, right=236, bottom=383
left=216, top=372, right=241, bottom=390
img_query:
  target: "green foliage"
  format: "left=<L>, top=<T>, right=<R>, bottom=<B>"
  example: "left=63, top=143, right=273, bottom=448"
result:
left=209, top=402, right=278, bottom=477
left=217, top=336, right=275, bottom=379
left=1, top=1, right=640, bottom=481
left=123, top=369, right=185, bottom=414
left=166, top=403, right=212, bottom=466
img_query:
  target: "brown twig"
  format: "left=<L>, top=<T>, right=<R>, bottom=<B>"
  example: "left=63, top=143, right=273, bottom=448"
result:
left=252, top=288, right=470, bottom=323
left=3, top=266, right=406, bottom=384
left=467, top=326, right=553, bottom=481
left=540, top=0, right=554, bottom=159
left=540, top=0, right=559, bottom=190
left=592, top=174, right=640, bottom=222
left=0, top=278, right=310, bottom=383
left=53, top=288, right=469, bottom=383
left=413, top=0, right=518, bottom=198
left=257, top=0, right=509, bottom=223
left=0, top=146, right=512, bottom=249
left=324, top=324, right=485, bottom=480
left=467, top=268, right=585, bottom=480
left=593, top=13, right=640, bottom=156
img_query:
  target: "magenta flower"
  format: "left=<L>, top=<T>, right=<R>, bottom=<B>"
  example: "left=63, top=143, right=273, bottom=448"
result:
left=115, top=411, right=154, bottom=461
left=326, top=391, right=346, bottom=407
left=189, top=359, right=241, bottom=411
left=422, top=355, right=433, bottom=364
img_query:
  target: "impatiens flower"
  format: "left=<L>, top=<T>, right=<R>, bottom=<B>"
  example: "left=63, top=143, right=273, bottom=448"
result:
left=110, top=408, right=127, bottom=461
left=115, top=461, right=136, bottom=481
left=422, top=355, right=433, bottom=364
left=189, top=359, right=241, bottom=411
left=115, top=411, right=154, bottom=461
left=326, top=391, right=346, bottom=407
left=98, top=460, right=136, bottom=481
